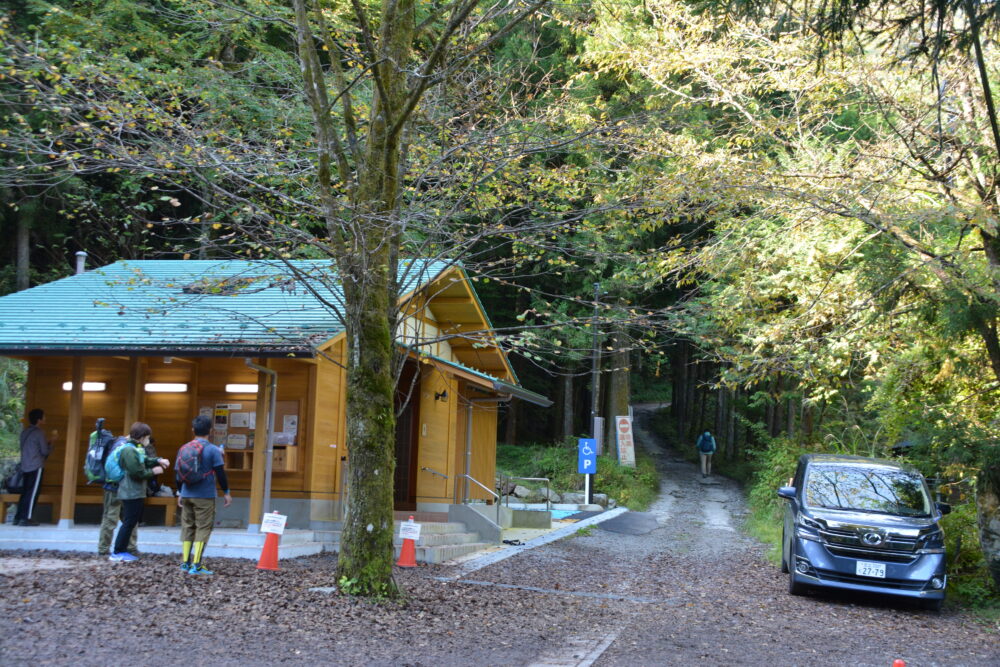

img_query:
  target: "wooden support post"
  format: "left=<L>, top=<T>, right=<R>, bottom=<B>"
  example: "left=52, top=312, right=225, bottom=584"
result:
left=248, top=359, right=271, bottom=530
left=58, top=357, right=85, bottom=528
left=122, top=357, right=143, bottom=430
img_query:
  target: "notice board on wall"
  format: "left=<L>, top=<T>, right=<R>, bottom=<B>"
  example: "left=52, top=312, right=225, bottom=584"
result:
left=197, top=399, right=300, bottom=450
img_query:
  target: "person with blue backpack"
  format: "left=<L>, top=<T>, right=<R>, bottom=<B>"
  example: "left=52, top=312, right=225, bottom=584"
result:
left=107, top=422, right=169, bottom=562
left=696, top=430, right=717, bottom=479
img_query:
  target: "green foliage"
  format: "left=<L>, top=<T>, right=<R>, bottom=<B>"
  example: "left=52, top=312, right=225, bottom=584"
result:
left=0, top=359, right=26, bottom=448
left=496, top=441, right=660, bottom=510
left=941, top=502, right=1000, bottom=608
left=630, top=376, right=671, bottom=403
left=336, top=574, right=398, bottom=600
left=574, top=525, right=594, bottom=537
left=746, top=437, right=811, bottom=524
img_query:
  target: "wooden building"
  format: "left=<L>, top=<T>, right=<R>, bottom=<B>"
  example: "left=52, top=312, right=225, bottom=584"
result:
left=0, top=259, right=548, bottom=530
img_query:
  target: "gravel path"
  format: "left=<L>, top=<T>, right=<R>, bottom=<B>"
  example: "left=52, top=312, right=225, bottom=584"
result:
left=0, top=406, right=996, bottom=666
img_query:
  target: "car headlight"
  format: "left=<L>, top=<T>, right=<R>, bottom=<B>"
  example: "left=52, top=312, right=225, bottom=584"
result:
left=918, top=528, right=945, bottom=554
left=795, top=514, right=823, bottom=540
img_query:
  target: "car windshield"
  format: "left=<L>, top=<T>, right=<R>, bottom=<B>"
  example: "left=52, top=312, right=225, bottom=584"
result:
left=804, top=464, right=931, bottom=517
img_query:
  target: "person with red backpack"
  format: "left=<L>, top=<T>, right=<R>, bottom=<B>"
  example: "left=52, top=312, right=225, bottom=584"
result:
left=176, top=414, right=231, bottom=575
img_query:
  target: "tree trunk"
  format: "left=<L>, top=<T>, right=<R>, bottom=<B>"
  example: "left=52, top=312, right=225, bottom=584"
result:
left=786, top=394, right=796, bottom=438
left=976, top=463, right=1000, bottom=590
left=338, top=271, right=398, bottom=596
left=725, top=387, right=736, bottom=460
left=803, top=402, right=814, bottom=443
left=558, top=372, right=574, bottom=441
left=765, top=376, right=778, bottom=437
left=15, top=217, right=29, bottom=291
left=714, top=384, right=725, bottom=454
left=603, top=325, right=631, bottom=449
left=505, top=399, right=519, bottom=445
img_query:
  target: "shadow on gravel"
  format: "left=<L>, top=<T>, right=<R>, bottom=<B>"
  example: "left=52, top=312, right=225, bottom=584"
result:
left=596, top=512, right=660, bottom=535
left=793, top=585, right=951, bottom=615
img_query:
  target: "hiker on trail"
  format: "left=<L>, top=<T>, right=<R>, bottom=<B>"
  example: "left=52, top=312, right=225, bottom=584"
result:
left=696, top=430, right=717, bottom=479
left=176, top=414, right=231, bottom=575
left=110, top=422, right=169, bottom=562
left=15, top=408, right=54, bottom=526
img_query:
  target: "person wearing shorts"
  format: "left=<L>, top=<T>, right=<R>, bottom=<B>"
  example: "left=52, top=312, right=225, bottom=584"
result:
left=177, top=414, right=231, bottom=575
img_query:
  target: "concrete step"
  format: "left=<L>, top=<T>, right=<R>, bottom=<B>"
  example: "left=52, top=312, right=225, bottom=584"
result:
left=314, top=529, right=481, bottom=548
left=0, top=525, right=323, bottom=560
left=393, top=520, right=470, bottom=535
left=397, top=541, right=494, bottom=565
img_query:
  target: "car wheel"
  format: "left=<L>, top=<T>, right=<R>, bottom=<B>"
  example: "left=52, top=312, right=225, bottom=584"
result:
left=788, top=543, right=805, bottom=596
left=780, top=528, right=789, bottom=573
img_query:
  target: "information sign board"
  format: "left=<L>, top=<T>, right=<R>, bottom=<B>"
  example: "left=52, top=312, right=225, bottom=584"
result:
left=260, top=512, right=287, bottom=535
left=399, top=520, right=422, bottom=541
left=616, top=416, right=636, bottom=468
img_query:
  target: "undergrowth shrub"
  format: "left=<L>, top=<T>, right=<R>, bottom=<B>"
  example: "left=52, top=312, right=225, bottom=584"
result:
left=496, top=441, right=660, bottom=510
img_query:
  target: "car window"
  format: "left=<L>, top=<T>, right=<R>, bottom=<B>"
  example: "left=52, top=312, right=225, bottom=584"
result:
left=804, top=464, right=931, bottom=516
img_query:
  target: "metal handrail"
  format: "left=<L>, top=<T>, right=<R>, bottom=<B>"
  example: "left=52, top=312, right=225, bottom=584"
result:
left=420, top=466, right=449, bottom=480
left=456, top=473, right=500, bottom=525
left=500, top=475, right=551, bottom=511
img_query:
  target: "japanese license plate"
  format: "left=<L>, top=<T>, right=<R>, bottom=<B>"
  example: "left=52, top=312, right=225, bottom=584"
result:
left=856, top=560, right=886, bottom=578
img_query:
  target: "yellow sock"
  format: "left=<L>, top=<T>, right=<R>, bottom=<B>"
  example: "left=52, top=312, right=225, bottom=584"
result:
left=182, top=541, right=192, bottom=563
left=192, top=541, right=205, bottom=565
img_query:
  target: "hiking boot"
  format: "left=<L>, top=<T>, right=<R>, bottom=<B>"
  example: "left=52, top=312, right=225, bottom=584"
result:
left=188, top=564, right=213, bottom=575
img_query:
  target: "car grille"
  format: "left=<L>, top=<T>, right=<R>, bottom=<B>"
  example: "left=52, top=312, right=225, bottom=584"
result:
left=815, top=569, right=926, bottom=590
left=819, top=526, right=920, bottom=563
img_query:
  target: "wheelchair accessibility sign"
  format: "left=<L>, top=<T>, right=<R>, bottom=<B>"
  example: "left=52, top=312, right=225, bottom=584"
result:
left=578, top=438, right=597, bottom=474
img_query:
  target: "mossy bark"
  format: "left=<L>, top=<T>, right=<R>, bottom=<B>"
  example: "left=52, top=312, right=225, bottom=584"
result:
left=977, top=460, right=1000, bottom=590
left=336, top=270, right=399, bottom=596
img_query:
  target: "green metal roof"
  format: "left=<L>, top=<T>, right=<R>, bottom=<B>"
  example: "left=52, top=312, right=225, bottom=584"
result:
left=0, top=259, right=449, bottom=357
left=426, top=354, right=552, bottom=407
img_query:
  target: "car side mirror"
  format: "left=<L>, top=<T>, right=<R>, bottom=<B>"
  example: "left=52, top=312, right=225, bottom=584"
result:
left=777, top=486, right=796, bottom=500
left=936, top=501, right=951, bottom=516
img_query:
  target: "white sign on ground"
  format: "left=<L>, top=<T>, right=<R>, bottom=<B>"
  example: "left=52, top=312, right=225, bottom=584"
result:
left=399, top=520, right=421, bottom=541
left=616, top=416, right=636, bottom=468
left=260, top=512, right=287, bottom=534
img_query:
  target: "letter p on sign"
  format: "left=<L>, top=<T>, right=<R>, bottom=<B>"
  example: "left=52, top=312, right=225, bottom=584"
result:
left=578, top=438, right=597, bottom=474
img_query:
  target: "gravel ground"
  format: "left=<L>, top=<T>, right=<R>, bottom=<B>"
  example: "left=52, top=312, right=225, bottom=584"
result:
left=0, top=406, right=996, bottom=666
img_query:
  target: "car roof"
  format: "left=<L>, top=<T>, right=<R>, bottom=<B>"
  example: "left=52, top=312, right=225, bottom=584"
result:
left=800, top=453, right=921, bottom=475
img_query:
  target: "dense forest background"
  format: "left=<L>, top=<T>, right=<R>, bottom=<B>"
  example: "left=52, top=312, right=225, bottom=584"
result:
left=2, top=0, right=999, bottom=602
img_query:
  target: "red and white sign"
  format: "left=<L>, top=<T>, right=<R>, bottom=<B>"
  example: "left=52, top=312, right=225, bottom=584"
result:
left=616, top=416, right=636, bottom=468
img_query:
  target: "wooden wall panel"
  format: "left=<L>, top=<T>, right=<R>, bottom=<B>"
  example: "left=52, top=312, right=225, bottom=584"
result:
left=469, top=402, right=499, bottom=501
left=415, top=370, right=455, bottom=502
left=309, top=342, right=345, bottom=498
left=141, top=358, right=196, bottom=477
left=26, top=356, right=132, bottom=496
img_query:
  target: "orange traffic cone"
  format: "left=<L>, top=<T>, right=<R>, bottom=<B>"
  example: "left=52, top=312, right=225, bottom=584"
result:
left=396, top=515, right=418, bottom=568
left=892, top=660, right=906, bottom=667
left=257, top=531, right=280, bottom=571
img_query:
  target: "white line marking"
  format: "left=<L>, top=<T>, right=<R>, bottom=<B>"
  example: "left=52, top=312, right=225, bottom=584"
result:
left=527, top=628, right=622, bottom=667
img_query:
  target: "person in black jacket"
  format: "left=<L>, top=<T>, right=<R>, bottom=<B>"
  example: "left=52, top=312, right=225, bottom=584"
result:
left=15, top=408, right=54, bottom=526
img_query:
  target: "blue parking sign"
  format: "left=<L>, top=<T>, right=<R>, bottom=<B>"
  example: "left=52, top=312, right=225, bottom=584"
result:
left=578, top=438, right=597, bottom=474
